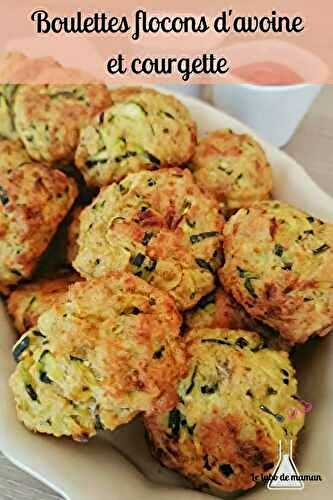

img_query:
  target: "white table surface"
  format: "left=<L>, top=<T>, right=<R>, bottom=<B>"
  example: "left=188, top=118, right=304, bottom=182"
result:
left=1, top=85, right=333, bottom=500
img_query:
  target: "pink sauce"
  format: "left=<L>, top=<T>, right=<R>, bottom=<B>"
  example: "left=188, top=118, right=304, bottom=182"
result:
left=234, top=62, right=304, bottom=86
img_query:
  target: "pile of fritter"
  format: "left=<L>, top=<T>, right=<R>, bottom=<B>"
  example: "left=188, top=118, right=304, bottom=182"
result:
left=1, top=84, right=332, bottom=495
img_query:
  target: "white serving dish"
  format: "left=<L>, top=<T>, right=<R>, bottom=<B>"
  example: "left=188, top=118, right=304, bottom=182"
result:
left=0, top=90, right=332, bottom=500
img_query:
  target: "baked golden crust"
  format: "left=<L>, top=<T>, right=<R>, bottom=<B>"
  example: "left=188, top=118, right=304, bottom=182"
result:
left=0, top=85, right=19, bottom=140
left=144, top=328, right=305, bottom=493
left=191, top=129, right=272, bottom=212
left=0, top=139, right=30, bottom=174
left=75, top=87, right=197, bottom=187
left=14, top=84, right=111, bottom=165
left=10, top=272, right=185, bottom=440
left=73, top=168, right=224, bottom=310
left=7, top=272, right=80, bottom=334
left=220, top=201, right=333, bottom=344
left=0, top=163, right=78, bottom=288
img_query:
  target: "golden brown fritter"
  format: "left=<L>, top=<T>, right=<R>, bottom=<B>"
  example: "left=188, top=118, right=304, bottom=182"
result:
left=10, top=273, right=185, bottom=440
left=7, top=272, right=80, bottom=334
left=0, top=163, right=78, bottom=289
left=145, top=328, right=305, bottom=493
left=75, top=87, right=197, bottom=187
left=14, top=84, right=111, bottom=165
left=191, top=129, right=272, bottom=212
left=220, top=201, right=333, bottom=344
left=73, top=168, right=224, bottom=310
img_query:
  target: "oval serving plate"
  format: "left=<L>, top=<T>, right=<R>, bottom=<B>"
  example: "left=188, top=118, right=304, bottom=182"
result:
left=0, top=89, right=332, bottom=500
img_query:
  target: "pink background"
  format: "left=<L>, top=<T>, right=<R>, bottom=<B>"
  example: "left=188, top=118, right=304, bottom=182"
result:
left=0, top=0, right=331, bottom=83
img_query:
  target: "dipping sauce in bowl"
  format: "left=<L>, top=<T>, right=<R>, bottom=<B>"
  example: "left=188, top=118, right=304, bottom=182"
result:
left=234, top=62, right=304, bottom=86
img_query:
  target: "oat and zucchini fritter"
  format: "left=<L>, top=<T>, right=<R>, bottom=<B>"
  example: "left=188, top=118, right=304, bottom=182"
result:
left=14, top=84, right=111, bottom=165
left=10, top=273, right=185, bottom=440
left=7, top=272, right=80, bottom=334
left=191, top=129, right=272, bottom=212
left=145, top=328, right=305, bottom=493
left=220, top=201, right=333, bottom=344
left=73, top=168, right=224, bottom=310
left=75, top=87, right=197, bottom=187
left=0, top=163, right=77, bottom=289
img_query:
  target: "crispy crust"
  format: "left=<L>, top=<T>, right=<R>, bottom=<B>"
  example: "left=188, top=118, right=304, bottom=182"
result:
left=7, top=272, right=80, bottom=334
left=10, top=272, right=185, bottom=440
left=73, top=168, right=224, bottom=310
left=144, top=328, right=305, bottom=493
left=220, top=201, right=333, bottom=344
left=75, top=87, right=197, bottom=187
left=14, top=84, right=111, bottom=165
left=191, top=129, right=272, bottom=212
left=0, top=163, right=78, bottom=287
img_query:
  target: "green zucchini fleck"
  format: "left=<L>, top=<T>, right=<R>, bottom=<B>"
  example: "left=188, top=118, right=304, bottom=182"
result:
left=235, top=337, right=249, bottom=349
left=260, top=404, right=284, bottom=422
left=273, top=244, right=284, bottom=257
left=25, top=384, right=38, bottom=402
left=196, top=291, right=216, bottom=309
left=131, top=253, right=145, bottom=267
left=153, top=346, right=165, bottom=359
left=219, top=464, right=234, bottom=477
left=33, top=330, right=46, bottom=338
left=201, top=338, right=232, bottom=346
left=313, top=244, right=330, bottom=255
left=70, top=355, right=84, bottom=362
left=195, top=258, right=214, bottom=274
left=13, top=336, right=30, bottom=363
left=0, top=186, right=9, bottom=205
left=201, top=383, right=218, bottom=395
left=203, top=454, right=212, bottom=470
left=186, top=218, right=196, bottom=228
left=244, top=277, right=258, bottom=298
left=190, top=231, right=220, bottom=244
left=237, top=268, right=258, bottom=298
left=142, top=232, right=154, bottom=246
left=39, top=371, right=53, bottom=384
left=95, top=414, right=104, bottom=431
left=185, top=366, right=197, bottom=395
left=168, top=408, right=181, bottom=438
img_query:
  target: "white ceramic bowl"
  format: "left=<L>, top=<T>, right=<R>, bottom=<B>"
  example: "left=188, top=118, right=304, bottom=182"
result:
left=0, top=90, right=332, bottom=500
left=213, top=83, right=323, bottom=148
left=213, top=40, right=328, bottom=147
